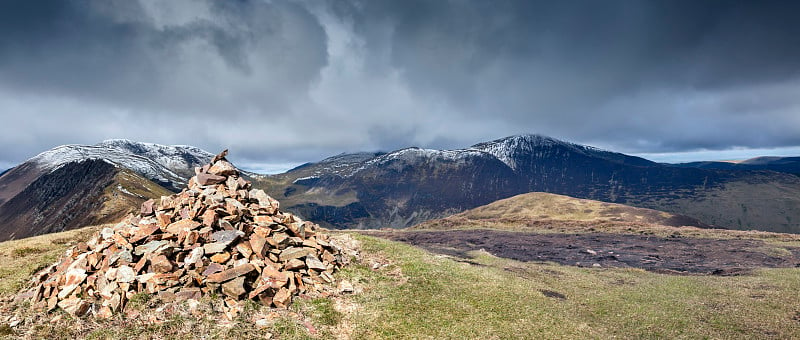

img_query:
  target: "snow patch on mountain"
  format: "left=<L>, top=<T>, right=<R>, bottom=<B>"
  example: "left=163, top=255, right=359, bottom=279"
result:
left=470, top=134, right=646, bottom=170
left=470, top=134, right=570, bottom=170
left=29, top=139, right=213, bottom=187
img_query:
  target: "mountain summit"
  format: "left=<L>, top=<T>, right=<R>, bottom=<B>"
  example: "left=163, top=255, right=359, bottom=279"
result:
left=27, top=139, right=213, bottom=191
left=471, top=134, right=655, bottom=171
left=257, top=134, right=800, bottom=233
left=0, top=141, right=214, bottom=240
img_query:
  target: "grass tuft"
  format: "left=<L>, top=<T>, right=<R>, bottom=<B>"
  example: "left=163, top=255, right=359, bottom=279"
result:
left=12, top=246, right=45, bottom=258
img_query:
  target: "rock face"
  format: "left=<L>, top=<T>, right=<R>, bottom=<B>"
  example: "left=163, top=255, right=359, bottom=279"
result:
left=27, top=151, right=347, bottom=318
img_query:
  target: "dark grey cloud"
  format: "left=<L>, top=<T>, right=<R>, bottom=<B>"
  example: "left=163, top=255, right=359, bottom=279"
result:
left=340, top=0, right=800, bottom=152
left=1, top=0, right=799, bottom=171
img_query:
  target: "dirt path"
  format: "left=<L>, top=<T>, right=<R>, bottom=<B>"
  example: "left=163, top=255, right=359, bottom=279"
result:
left=365, top=230, right=800, bottom=275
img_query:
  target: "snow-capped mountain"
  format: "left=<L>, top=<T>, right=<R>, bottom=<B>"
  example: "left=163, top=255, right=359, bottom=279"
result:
left=258, top=134, right=800, bottom=233
left=27, top=139, right=213, bottom=190
left=471, top=134, right=655, bottom=171
left=0, top=140, right=212, bottom=240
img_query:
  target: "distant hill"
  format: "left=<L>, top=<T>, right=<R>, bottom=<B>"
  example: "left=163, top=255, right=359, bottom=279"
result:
left=255, top=134, right=800, bottom=233
left=413, top=192, right=712, bottom=231
left=675, top=156, right=800, bottom=176
left=0, top=140, right=210, bottom=241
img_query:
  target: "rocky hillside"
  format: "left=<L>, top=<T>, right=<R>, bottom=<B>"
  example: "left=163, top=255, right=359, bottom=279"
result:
left=256, top=134, right=800, bottom=233
left=0, top=159, right=172, bottom=241
left=0, top=140, right=214, bottom=241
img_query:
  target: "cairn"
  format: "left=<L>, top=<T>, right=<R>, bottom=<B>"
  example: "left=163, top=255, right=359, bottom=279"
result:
left=27, top=150, right=346, bottom=318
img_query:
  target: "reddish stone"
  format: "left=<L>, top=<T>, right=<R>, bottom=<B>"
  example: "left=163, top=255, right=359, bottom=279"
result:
left=196, top=172, right=226, bottom=186
left=184, top=230, right=199, bottom=246
left=235, top=241, right=253, bottom=258
left=210, top=252, right=231, bottom=264
left=206, top=263, right=255, bottom=283
left=133, top=256, right=148, bottom=274
left=284, top=258, right=305, bottom=270
left=151, top=255, right=173, bottom=273
left=201, top=209, right=218, bottom=228
left=129, top=223, right=160, bottom=243
left=259, top=266, right=289, bottom=289
left=208, top=160, right=238, bottom=176
left=179, top=207, right=190, bottom=220
left=272, top=287, right=291, bottom=308
left=166, top=219, right=201, bottom=234
left=156, top=212, right=172, bottom=227
left=222, top=276, right=247, bottom=298
left=112, top=233, right=133, bottom=250
left=279, top=247, right=315, bottom=262
left=250, top=234, right=268, bottom=259
left=140, top=199, right=155, bottom=216
left=202, top=263, right=225, bottom=276
left=176, top=288, right=202, bottom=300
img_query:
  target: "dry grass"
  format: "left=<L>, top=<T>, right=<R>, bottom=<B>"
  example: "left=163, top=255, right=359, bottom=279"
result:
left=457, top=192, right=677, bottom=223
left=94, top=169, right=174, bottom=222
left=413, top=191, right=800, bottom=248
left=0, top=225, right=102, bottom=295
left=337, top=234, right=800, bottom=339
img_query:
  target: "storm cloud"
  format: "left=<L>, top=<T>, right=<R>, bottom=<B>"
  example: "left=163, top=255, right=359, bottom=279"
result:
left=1, top=0, right=799, bottom=170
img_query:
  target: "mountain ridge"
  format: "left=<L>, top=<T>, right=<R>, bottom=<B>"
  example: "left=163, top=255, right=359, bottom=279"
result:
left=255, top=134, right=800, bottom=233
left=3, top=135, right=800, bottom=239
left=675, top=156, right=800, bottom=175
left=25, top=139, right=213, bottom=190
left=0, top=140, right=209, bottom=240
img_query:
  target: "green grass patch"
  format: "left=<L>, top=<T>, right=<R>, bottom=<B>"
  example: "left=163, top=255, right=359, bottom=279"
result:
left=343, top=234, right=800, bottom=339
left=305, top=298, right=342, bottom=326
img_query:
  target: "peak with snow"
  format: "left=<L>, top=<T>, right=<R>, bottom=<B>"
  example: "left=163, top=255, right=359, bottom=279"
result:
left=471, top=134, right=654, bottom=170
left=27, top=140, right=214, bottom=190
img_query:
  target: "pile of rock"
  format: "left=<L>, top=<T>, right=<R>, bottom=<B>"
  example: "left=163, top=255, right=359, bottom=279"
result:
left=27, top=151, right=346, bottom=318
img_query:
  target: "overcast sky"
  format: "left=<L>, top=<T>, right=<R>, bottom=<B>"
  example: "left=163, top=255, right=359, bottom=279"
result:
left=1, top=0, right=800, bottom=172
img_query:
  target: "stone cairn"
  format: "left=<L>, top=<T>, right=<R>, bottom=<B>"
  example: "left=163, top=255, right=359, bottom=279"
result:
left=27, top=150, right=346, bottom=318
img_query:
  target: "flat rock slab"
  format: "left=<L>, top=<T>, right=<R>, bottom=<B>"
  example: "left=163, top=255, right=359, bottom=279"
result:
left=279, top=247, right=315, bottom=262
left=166, top=219, right=201, bottom=234
left=212, top=230, right=244, bottom=246
left=367, top=229, right=800, bottom=275
left=134, top=240, right=173, bottom=256
left=206, top=263, right=256, bottom=283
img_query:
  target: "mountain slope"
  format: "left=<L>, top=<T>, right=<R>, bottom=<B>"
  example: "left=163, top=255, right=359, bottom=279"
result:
left=0, top=139, right=211, bottom=208
left=676, top=156, right=800, bottom=176
left=0, top=159, right=172, bottom=241
left=256, top=134, right=800, bottom=233
left=0, top=139, right=208, bottom=241
left=25, top=139, right=213, bottom=190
